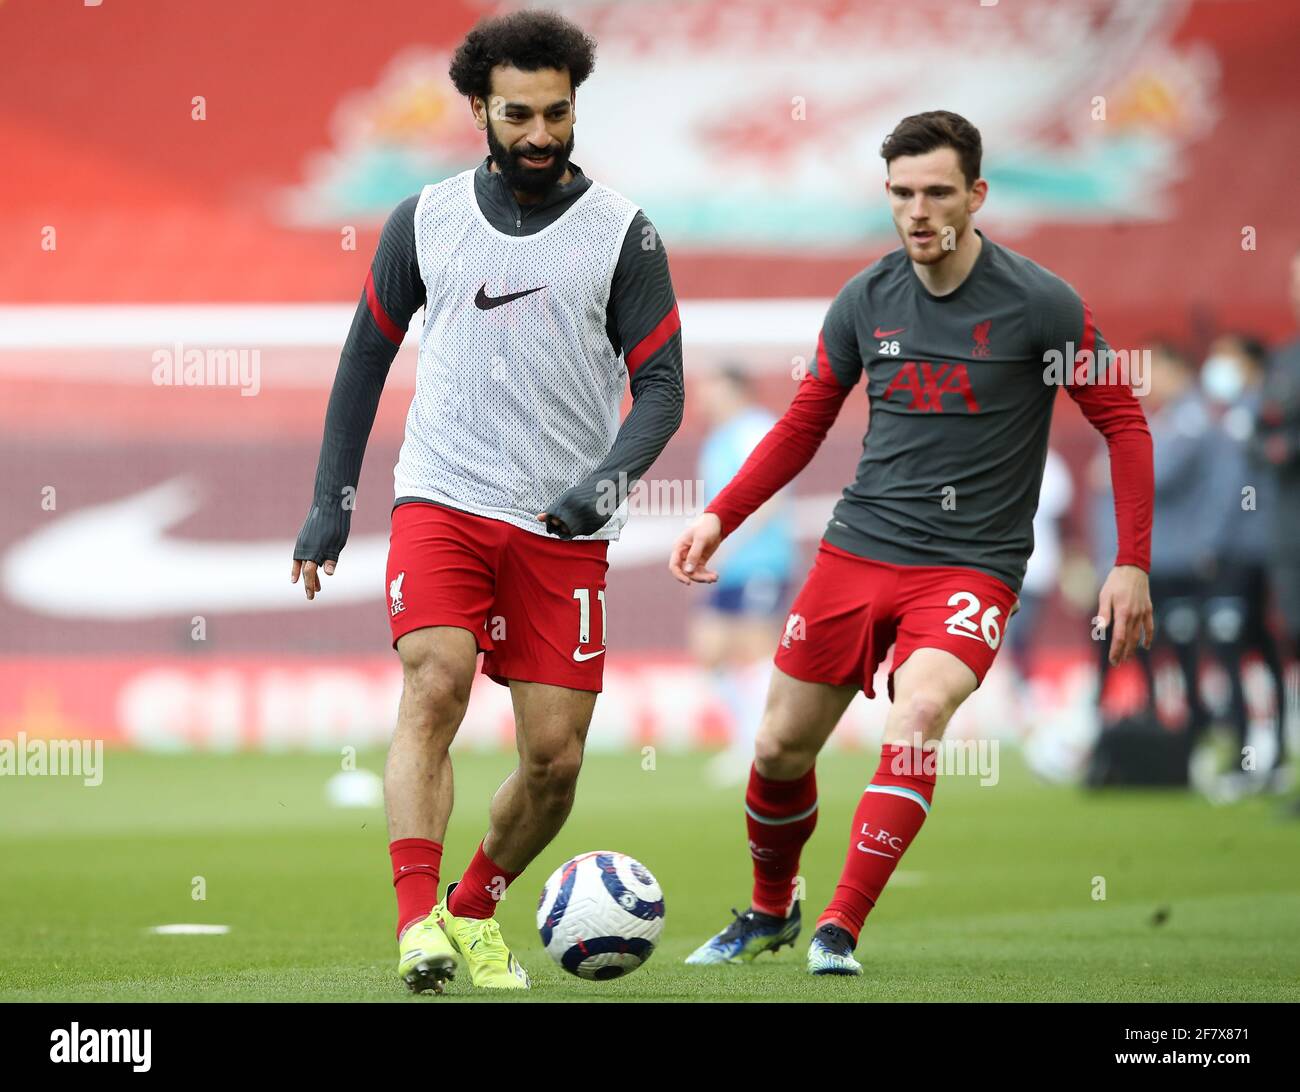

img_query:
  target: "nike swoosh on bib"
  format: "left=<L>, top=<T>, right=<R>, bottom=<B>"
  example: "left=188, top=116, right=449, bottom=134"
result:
left=873, top=326, right=905, bottom=338
left=474, top=284, right=547, bottom=310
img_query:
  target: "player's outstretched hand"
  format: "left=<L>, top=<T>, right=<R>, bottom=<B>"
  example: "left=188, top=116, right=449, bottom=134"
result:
left=1096, top=564, right=1154, bottom=666
left=291, top=558, right=336, bottom=601
left=669, top=513, right=723, bottom=586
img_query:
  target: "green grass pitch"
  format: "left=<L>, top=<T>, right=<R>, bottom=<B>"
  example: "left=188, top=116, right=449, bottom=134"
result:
left=1, top=747, right=1297, bottom=1002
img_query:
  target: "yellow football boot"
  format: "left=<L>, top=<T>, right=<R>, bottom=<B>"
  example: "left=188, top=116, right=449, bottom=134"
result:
left=397, top=909, right=459, bottom=995
left=435, top=884, right=530, bottom=990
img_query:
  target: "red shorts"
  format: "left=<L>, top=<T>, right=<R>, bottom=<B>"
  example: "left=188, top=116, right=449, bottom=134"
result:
left=774, top=540, right=1018, bottom=699
left=386, top=502, right=610, bottom=692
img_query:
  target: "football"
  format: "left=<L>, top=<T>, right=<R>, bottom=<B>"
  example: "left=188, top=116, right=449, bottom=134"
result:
left=536, top=851, right=666, bottom=980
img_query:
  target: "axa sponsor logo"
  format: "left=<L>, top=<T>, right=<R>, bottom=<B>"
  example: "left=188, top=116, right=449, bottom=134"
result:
left=882, top=361, right=981, bottom=413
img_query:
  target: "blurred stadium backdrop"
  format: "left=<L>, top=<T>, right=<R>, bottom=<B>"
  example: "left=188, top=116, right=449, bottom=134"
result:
left=3, top=0, right=1298, bottom=761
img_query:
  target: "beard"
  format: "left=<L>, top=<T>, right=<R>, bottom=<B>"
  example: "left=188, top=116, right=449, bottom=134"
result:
left=486, top=124, right=574, bottom=196
left=900, top=216, right=967, bottom=265
left=907, top=236, right=949, bottom=265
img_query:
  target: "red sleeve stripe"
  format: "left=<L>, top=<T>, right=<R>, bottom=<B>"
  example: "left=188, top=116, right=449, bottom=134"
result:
left=365, top=268, right=405, bottom=346
left=813, top=329, right=842, bottom=387
left=1074, top=300, right=1097, bottom=381
left=625, top=302, right=681, bottom=376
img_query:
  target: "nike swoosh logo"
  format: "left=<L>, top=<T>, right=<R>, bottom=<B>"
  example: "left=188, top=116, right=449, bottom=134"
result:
left=572, top=647, right=606, bottom=662
left=874, top=326, right=905, bottom=338
left=475, top=284, right=546, bottom=310
left=856, top=843, right=897, bottom=858
left=1, top=480, right=851, bottom=618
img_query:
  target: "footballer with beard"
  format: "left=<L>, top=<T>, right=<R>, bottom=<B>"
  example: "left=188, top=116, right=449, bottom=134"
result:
left=292, top=10, right=682, bottom=994
left=671, top=111, right=1154, bottom=975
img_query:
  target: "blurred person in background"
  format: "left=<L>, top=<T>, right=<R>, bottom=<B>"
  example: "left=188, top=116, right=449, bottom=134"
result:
left=1202, top=333, right=1287, bottom=787
left=1006, top=446, right=1072, bottom=692
left=690, top=365, right=796, bottom=786
left=1253, top=250, right=1300, bottom=810
left=1255, top=251, right=1300, bottom=660
left=1090, top=343, right=1225, bottom=740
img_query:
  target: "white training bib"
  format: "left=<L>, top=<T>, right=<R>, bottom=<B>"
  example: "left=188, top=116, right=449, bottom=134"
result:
left=395, top=168, right=640, bottom=540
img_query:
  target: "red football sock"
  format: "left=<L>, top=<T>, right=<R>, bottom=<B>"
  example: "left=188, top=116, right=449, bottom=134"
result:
left=390, top=837, right=443, bottom=939
left=818, top=743, right=936, bottom=943
left=746, top=763, right=818, bottom=918
left=447, top=841, right=521, bottom=920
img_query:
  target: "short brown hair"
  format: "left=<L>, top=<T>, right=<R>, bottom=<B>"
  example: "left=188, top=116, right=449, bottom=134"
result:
left=880, top=111, right=982, bottom=187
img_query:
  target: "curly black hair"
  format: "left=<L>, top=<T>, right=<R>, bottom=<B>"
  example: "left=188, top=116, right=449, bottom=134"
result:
left=449, top=10, right=597, bottom=101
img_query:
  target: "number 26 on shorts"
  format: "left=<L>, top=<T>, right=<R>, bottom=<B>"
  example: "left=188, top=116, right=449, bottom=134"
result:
left=943, top=591, right=1002, bottom=649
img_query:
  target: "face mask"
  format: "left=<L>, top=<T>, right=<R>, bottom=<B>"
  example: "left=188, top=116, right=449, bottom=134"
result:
left=1201, top=354, right=1245, bottom=403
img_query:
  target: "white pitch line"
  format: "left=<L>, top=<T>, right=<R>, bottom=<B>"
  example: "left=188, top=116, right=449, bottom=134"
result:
left=147, top=924, right=232, bottom=935
left=0, top=299, right=830, bottom=350
left=887, top=872, right=925, bottom=886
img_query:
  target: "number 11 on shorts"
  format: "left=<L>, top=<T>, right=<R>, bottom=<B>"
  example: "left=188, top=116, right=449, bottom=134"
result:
left=572, top=588, right=607, bottom=647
